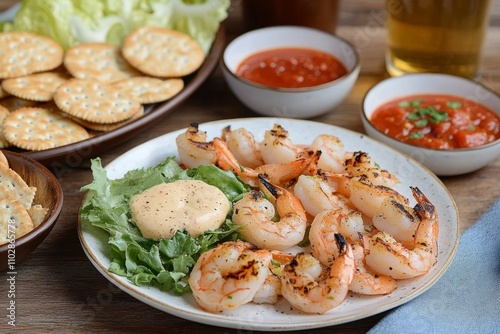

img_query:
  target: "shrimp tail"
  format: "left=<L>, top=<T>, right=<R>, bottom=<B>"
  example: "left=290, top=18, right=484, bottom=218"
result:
left=334, top=233, right=349, bottom=254
left=256, top=150, right=322, bottom=187
left=213, top=137, right=259, bottom=187
left=221, top=125, right=231, bottom=141
left=411, top=186, right=439, bottom=256
left=410, top=186, right=436, bottom=220
left=258, top=174, right=278, bottom=197
left=187, top=123, right=213, bottom=150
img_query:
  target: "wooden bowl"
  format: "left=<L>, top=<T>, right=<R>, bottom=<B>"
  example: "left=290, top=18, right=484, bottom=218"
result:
left=0, top=150, right=63, bottom=271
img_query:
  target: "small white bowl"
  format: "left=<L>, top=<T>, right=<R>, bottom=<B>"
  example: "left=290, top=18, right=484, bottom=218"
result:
left=362, top=73, right=500, bottom=176
left=221, top=26, right=360, bottom=118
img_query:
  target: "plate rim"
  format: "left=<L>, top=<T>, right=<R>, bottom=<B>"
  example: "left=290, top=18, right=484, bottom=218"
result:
left=77, top=117, right=460, bottom=331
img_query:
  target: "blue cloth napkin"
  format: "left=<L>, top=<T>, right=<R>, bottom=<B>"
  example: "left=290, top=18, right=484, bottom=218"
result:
left=368, top=199, right=500, bottom=334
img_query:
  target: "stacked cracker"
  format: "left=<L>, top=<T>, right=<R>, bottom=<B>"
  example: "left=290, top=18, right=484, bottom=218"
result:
left=0, top=150, right=48, bottom=244
left=0, top=26, right=205, bottom=151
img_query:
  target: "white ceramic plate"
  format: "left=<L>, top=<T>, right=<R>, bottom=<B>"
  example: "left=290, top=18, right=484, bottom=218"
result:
left=78, top=117, right=460, bottom=331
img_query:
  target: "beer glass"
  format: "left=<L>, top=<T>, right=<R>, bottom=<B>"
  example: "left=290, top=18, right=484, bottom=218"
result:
left=386, top=0, right=491, bottom=79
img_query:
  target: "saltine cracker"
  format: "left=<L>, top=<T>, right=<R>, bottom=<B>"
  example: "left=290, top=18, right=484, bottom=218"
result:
left=64, top=43, right=141, bottom=83
left=0, top=32, right=63, bottom=79
left=0, top=150, right=7, bottom=167
left=121, top=26, right=204, bottom=78
left=53, top=79, right=141, bottom=124
left=0, top=162, right=36, bottom=210
left=0, top=195, right=35, bottom=244
left=113, top=77, right=184, bottom=104
left=0, top=106, right=10, bottom=148
left=2, top=107, right=90, bottom=151
left=2, top=71, right=70, bottom=102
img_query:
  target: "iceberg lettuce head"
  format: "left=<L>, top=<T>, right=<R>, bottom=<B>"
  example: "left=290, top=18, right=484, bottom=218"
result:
left=1, top=0, right=229, bottom=53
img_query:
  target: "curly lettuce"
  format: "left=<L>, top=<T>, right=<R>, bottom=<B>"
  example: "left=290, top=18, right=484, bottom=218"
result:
left=79, top=157, right=248, bottom=294
left=1, top=0, right=229, bottom=52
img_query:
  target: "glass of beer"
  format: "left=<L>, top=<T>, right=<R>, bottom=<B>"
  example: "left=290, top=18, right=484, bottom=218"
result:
left=386, top=0, right=491, bottom=79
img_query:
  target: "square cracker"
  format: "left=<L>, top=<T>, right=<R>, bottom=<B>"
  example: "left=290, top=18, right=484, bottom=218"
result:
left=0, top=163, right=36, bottom=210
left=28, top=204, right=49, bottom=228
left=0, top=196, right=35, bottom=244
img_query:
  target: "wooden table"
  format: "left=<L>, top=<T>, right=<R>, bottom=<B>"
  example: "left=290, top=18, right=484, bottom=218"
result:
left=1, top=1, right=499, bottom=333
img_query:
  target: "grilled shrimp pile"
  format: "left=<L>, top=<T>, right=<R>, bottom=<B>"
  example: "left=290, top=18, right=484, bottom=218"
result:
left=176, top=123, right=439, bottom=314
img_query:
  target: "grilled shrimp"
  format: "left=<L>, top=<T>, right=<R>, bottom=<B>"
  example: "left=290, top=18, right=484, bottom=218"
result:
left=260, top=124, right=306, bottom=164
left=309, top=208, right=365, bottom=265
left=213, top=137, right=319, bottom=188
left=310, top=134, right=350, bottom=173
left=176, top=123, right=217, bottom=169
left=344, top=151, right=400, bottom=188
left=232, top=175, right=307, bottom=251
left=188, top=241, right=271, bottom=313
left=365, top=187, right=439, bottom=279
left=221, top=126, right=264, bottom=168
left=372, top=196, right=420, bottom=248
left=349, top=177, right=409, bottom=218
left=349, top=243, right=397, bottom=295
left=280, top=234, right=355, bottom=314
left=293, top=174, right=352, bottom=217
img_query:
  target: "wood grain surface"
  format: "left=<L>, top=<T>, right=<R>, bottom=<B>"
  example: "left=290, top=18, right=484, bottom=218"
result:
left=0, top=0, right=499, bottom=333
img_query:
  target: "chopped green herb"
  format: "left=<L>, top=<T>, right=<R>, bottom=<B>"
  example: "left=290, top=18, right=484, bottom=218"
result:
left=407, top=111, right=421, bottom=120
left=410, top=100, right=421, bottom=107
left=406, top=105, right=448, bottom=124
left=270, top=259, right=281, bottom=267
left=409, top=132, right=424, bottom=139
left=398, top=101, right=410, bottom=107
left=430, top=111, right=448, bottom=123
left=415, top=119, right=428, bottom=127
left=468, top=126, right=476, bottom=131
left=446, top=101, right=462, bottom=109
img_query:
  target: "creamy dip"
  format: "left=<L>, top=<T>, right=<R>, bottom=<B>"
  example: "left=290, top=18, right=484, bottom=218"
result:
left=130, top=180, right=230, bottom=240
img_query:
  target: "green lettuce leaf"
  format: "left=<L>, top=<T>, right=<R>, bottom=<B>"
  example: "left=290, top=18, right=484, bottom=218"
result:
left=2, top=0, right=229, bottom=52
left=146, top=0, right=230, bottom=53
left=79, top=156, right=246, bottom=295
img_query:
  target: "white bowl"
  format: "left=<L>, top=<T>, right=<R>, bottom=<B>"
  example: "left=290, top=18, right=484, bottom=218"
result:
left=221, top=26, right=360, bottom=118
left=362, top=73, right=500, bottom=176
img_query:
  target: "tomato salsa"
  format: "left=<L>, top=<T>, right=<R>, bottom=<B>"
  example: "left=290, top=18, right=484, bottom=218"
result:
left=235, top=47, right=348, bottom=89
left=370, top=94, right=500, bottom=149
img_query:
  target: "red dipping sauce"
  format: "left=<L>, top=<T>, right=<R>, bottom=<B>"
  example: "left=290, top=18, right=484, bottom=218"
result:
left=236, top=47, right=348, bottom=89
left=370, top=94, right=500, bottom=149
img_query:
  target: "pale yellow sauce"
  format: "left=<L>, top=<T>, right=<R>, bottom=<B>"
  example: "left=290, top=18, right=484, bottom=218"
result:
left=129, top=180, right=230, bottom=240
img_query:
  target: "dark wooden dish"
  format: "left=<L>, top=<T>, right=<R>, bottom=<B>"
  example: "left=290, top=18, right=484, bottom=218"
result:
left=6, top=26, right=226, bottom=169
left=0, top=150, right=63, bottom=271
